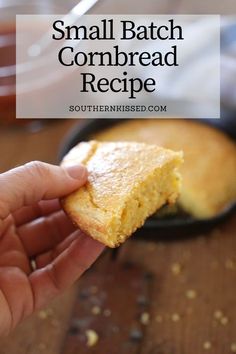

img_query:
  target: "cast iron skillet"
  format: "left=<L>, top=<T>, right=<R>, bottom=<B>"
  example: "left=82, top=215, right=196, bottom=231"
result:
left=58, top=118, right=236, bottom=241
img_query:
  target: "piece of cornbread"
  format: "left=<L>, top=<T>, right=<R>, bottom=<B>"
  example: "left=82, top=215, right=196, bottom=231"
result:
left=61, top=141, right=183, bottom=247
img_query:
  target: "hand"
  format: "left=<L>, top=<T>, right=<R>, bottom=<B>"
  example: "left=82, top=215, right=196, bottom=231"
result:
left=0, top=161, right=104, bottom=336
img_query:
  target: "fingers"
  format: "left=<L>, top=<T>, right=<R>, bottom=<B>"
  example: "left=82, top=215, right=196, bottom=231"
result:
left=13, top=199, right=61, bottom=227
left=35, top=231, right=81, bottom=268
left=0, top=218, right=32, bottom=274
left=0, top=290, right=12, bottom=336
left=0, top=161, right=87, bottom=220
left=18, top=210, right=76, bottom=257
left=0, top=267, right=34, bottom=333
left=29, top=235, right=105, bottom=310
left=0, top=250, right=31, bottom=275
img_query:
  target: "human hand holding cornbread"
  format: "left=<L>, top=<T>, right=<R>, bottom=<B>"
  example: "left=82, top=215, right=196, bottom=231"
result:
left=0, top=141, right=182, bottom=335
left=0, top=161, right=104, bottom=335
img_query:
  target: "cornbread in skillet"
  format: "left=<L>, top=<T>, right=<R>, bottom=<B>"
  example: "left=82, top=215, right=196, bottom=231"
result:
left=94, top=119, right=236, bottom=218
left=61, top=141, right=183, bottom=247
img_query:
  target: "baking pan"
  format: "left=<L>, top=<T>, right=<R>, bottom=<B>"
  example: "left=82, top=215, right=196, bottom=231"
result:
left=58, top=119, right=236, bottom=241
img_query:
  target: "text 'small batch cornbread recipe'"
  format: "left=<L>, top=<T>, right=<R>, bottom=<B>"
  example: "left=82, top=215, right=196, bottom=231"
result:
left=53, top=19, right=183, bottom=99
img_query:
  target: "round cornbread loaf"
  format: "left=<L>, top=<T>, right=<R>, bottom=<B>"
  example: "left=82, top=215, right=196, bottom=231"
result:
left=94, top=120, right=236, bottom=218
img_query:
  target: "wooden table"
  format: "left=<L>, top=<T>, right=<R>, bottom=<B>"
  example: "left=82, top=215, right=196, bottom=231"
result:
left=0, top=120, right=235, bottom=354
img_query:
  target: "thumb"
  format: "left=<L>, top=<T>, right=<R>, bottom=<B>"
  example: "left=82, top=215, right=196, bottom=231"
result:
left=0, top=161, right=87, bottom=219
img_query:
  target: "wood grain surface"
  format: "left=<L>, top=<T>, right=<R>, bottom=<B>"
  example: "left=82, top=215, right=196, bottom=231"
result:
left=62, top=260, right=152, bottom=354
left=0, top=120, right=235, bottom=354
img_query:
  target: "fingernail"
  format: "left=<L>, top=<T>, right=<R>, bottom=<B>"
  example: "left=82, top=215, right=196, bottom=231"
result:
left=65, top=164, right=87, bottom=180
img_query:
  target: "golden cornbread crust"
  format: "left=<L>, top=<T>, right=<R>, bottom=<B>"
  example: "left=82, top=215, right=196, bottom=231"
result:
left=94, top=120, right=236, bottom=218
left=61, top=141, right=182, bottom=247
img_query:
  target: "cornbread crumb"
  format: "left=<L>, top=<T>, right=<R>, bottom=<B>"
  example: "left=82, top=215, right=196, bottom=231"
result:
left=203, top=341, right=212, bottom=350
left=155, top=315, right=163, bottom=323
left=91, top=306, right=101, bottom=315
left=186, top=290, right=197, bottom=299
left=31, top=259, right=37, bottom=271
left=214, top=310, right=223, bottom=320
left=86, top=329, right=99, bottom=347
left=171, top=313, right=180, bottom=322
left=140, top=312, right=150, bottom=325
left=231, top=343, right=236, bottom=352
left=38, top=310, right=48, bottom=320
left=171, top=263, right=182, bottom=275
left=220, top=316, right=229, bottom=325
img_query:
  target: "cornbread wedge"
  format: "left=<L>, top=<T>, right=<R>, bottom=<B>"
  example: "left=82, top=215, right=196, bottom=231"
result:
left=61, top=141, right=183, bottom=247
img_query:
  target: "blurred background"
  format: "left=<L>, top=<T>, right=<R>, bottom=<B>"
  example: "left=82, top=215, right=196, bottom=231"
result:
left=0, top=1, right=236, bottom=354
